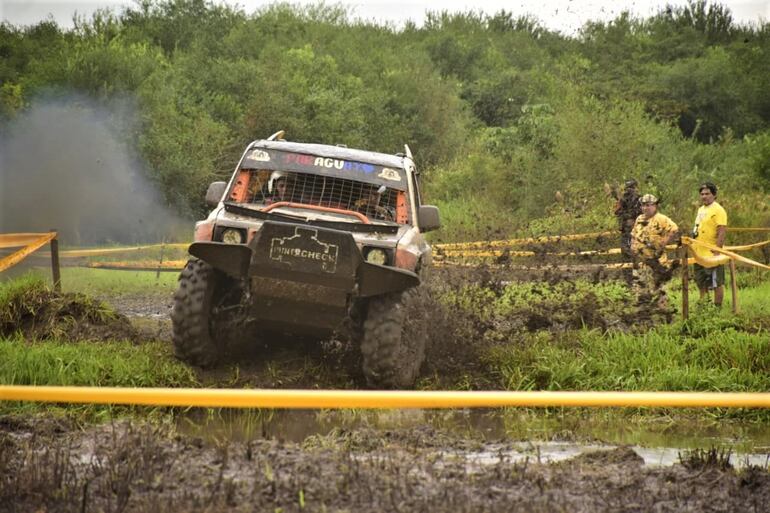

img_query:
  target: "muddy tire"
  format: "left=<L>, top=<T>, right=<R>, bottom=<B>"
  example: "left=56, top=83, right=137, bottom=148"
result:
left=171, top=259, right=224, bottom=367
left=360, top=287, right=428, bottom=388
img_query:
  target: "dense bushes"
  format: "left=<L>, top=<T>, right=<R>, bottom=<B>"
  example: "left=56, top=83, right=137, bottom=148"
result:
left=1, top=0, right=768, bottom=232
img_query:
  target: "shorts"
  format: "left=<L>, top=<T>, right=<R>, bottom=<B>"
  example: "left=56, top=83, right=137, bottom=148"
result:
left=693, top=263, right=725, bottom=290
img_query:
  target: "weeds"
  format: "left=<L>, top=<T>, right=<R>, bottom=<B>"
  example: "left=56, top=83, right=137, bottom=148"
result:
left=428, top=271, right=770, bottom=422
left=0, top=274, right=137, bottom=342
left=678, top=447, right=733, bottom=471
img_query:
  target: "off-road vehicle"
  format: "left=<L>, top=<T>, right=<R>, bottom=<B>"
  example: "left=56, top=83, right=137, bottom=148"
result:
left=171, top=131, right=440, bottom=388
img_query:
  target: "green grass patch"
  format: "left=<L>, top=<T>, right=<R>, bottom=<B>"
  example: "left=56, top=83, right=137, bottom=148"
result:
left=490, top=327, right=770, bottom=393
left=0, top=337, right=195, bottom=388
left=435, top=274, right=770, bottom=420
left=0, top=273, right=48, bottom=322
left=0, top=337, right=198, bottom=419
left=16, top=267, right=179, bottom=297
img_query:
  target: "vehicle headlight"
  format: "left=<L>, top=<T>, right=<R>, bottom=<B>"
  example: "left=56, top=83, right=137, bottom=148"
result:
left=222, top=228, right=244, bottom=244
left=365, top=248, right=388, bottom=265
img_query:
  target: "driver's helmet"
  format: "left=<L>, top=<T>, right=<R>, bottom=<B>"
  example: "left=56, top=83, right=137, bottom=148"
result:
left=268, top=170, right=289, bottom=193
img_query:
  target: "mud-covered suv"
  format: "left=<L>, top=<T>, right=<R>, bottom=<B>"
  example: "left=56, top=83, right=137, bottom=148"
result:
left=171, top=132, right=440, bottom=388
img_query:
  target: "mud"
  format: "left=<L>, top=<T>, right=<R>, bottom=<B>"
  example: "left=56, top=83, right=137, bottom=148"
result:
left=0, top=286, right=139, bottom=343
left=60, top=264, right=673, bottom=390
left=4, top=264, right=769, bottom=510
left=1, top=416, right=768, bottom=513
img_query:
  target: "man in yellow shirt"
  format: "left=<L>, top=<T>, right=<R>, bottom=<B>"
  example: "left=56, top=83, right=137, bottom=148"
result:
left=692, top=182, right=727, bottom=307
left=631, top=194, right=680, bottom=311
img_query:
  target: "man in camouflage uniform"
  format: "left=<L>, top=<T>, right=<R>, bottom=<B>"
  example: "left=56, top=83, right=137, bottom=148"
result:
left=614, top=179, right=642, bottom=262
left=630, top=194, right=680, bottom=310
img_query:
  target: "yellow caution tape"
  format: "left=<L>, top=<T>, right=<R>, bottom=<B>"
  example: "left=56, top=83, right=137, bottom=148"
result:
left=434, top=261, right=633, bottom=270
left=435, top=231, right=614, bottom=250
left=0, top=232, right=57, bottom=273
left=682, top=237, right=770, bottom=271
left=83, top=260, right=187, bottom=271
left=438, top=248, right=623, bottom=258
left=49, top=243, right=189, bottom=258
left=2, top=386, right=770, bottom=409
left=724, top=239, right=770, bottom=252
left=0, top=233, right=54, bottom=249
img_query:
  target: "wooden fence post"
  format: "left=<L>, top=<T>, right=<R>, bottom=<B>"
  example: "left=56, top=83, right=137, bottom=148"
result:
left=729, top=259, right=739, bottom=314
left=50, top=231, right=61, bottom=292
left=156, top=239, right=166, bottom=280
left=680, top=246, right=689, bottom=321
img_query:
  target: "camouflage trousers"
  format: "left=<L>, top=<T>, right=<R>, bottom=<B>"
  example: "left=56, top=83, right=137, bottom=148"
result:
left=620, top=231, right=634, bottom=262
left=631, top=259, right=674, bottom=309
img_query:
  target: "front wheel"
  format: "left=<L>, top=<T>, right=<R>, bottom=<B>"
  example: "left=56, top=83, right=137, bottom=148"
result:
left=171, top=259, right=242, bottom=367
left=360, top=287, right=428, bottom=388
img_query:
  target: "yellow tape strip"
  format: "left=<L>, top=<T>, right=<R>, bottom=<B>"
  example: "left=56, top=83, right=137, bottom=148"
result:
left=52, top=243, right=189, bottom=258
left=0, top=233, right=53, bottom=249
left=435, top=231, right=614, bottom=250
left=438, top=240, right=767, bottom=260
left=438, top=248, right=623, bottom=258
left=683, top=237, right=770, bottom=271
left=83, top=260, right=187, bottom=271
left=724, top=239, right=770, bottom=252
left=434, top=261, right=633, bottom=270
left=2, top=386, right=770, bottom=409
left=0, top=232, right=57, bottom=273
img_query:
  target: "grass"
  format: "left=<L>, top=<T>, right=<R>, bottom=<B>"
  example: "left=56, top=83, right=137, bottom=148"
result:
left=433, top=271, right=770, bottom=418
left=6, top=266, right=179, bottom=297
left=489, top=327, right=770, bottom=393
left=0, top=336, right=198, bottom=419
left=1, top=267, right=769, bottom=423
left=0, top=274, right=48, bottom=322
left=0, top=337, right=196, bottom=388
left=60, top=267, right=179, bottom=297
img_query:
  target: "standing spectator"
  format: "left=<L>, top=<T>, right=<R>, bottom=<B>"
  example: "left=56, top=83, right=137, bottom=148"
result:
left=692, top=182, right=728, bottom=307
left=630, top=194, right=680, bottom=311
left=614, top=179, right=642, bottom=262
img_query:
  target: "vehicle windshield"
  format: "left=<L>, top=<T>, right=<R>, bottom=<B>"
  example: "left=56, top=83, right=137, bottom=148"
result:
left=227, top=169, right=408, bottom=224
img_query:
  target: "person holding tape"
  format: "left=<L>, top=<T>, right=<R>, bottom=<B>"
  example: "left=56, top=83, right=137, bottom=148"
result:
left=631, top=194, right=680, bottom=313
left=692, top=182, right=727, bottom=307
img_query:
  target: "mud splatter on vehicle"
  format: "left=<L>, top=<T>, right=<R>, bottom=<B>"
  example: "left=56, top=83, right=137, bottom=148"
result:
left=172, top=133, right=440, bottom=388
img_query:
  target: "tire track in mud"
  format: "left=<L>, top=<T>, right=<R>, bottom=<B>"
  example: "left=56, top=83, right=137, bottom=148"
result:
left=90, top=264, right=668, bottom=390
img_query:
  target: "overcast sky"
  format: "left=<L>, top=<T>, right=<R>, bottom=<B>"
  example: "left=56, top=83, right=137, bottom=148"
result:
left=1, top=0, right=768, bottom=34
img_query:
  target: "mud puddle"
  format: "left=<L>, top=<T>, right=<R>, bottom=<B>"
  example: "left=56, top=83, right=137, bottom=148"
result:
left=177, top=408, right=770, bottom=469
left=3, top=415, right=769, bottom=512
left=445, top=441, right=770, bottom=469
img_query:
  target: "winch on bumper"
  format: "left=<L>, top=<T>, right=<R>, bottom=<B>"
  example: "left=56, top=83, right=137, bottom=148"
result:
left=188, top=221, right=420, bottom=332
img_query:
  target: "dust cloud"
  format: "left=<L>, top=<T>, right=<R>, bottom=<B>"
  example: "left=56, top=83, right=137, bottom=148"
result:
left=0, top=97, right=189, bottom=245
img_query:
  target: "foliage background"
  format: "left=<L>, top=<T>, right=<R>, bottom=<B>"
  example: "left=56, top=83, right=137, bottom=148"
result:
left=1, top=0, right=769, bottom=240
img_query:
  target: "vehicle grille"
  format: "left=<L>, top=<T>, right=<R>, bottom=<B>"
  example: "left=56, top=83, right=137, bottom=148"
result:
left=246, top=171, right=404, bottom=223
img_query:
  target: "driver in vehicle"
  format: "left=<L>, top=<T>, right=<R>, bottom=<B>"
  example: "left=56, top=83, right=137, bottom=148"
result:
left=266, top=170, right=294, bottom=204
left=355, top=185, right=395, bottom=221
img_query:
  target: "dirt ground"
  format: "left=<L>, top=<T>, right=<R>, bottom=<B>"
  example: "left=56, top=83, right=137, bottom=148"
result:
left=5, top=268, right=767, bottom=512
left=2, top=416, right=768, bottom=513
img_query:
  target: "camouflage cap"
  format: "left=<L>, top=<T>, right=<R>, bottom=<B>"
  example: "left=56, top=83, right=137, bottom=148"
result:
left=639, top=193, right=658, bottom=205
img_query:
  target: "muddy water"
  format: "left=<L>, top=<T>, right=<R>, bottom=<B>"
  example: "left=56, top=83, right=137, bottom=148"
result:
left=177, top=408, right=770, bottom=468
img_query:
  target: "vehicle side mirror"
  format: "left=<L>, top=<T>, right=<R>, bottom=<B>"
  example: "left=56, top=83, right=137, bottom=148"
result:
left=418, top=205, right=440, bottom=232
left=206, top=181, right=227, bottom=207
